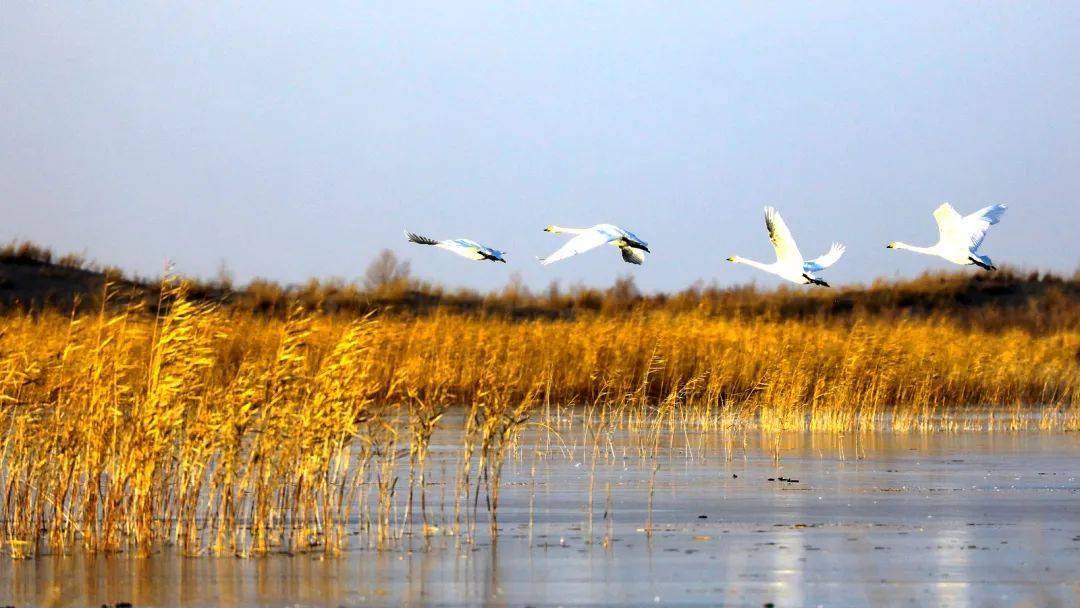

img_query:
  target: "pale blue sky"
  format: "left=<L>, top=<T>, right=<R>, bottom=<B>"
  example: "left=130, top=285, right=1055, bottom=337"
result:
left=2, top=3, right=1078, bottom=291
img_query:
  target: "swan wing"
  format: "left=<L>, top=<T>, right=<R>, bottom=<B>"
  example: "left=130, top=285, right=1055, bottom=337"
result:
left=443, top=239, right=486, bottom=260
left=619, top=227, right=649, bottom=248
left=406, top=232, right=502, bottom=261
left=803, top=242, right=845, bottom=273
left=475, top=243, right=507, bottom=262
left=405, top=230, right=440, bottom=246
left=764, top=207, right=803, bottom=265
left=481, top=245, right=506, bottom=258
left=539, top=229, right=613, bottom=265
left=961, top=204, right=1007, bottom=251
left=454, top=239, right=504, bottom=257
left=932, top=203, right=965, bottom=246
left=620, top=246, right=645, bottom=265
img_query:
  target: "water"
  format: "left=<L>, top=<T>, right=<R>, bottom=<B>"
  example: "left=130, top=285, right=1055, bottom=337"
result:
left=3, top=426, right=1079, bottom=607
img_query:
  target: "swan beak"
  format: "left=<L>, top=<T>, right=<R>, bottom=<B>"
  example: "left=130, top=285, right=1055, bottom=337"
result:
left=543, top=226, right=552, bottom=233
left=885, top=243, right=894, bottom=249
left=726, top=256, right=736, bottom=262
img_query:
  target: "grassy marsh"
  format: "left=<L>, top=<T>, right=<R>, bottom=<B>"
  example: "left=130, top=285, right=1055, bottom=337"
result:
left=0, top=274, right=1076, bottom=559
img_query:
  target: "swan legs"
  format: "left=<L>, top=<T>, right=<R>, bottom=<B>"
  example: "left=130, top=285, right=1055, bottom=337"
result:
left=802, top=274, right=830, bottom=288
left=967, top=256, right=996, bottom=271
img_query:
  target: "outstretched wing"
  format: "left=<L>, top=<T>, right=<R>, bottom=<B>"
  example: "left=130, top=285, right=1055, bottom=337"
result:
left=620, top=228, right=648, bottom=249
left=472, top=242, right=507, bottom=262
left=803, top=242, right=845, bottom=273
left=932, top=203, right=965, bottom=246
left=620, top=246, right=645, bottom=265
left=480, top=245, right=506, bottom=259
left=764, top=207, right=803, bottom=265
left=442, top=238, right=487, bottom=260
left=539, top=229, right=614, bottom=265
left=405, top=230, right=440, bottom=246
left=961, top=204, right=1007, bottom=251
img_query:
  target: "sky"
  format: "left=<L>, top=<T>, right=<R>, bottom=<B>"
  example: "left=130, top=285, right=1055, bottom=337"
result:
left=2, top=2, right=1078, bottom=293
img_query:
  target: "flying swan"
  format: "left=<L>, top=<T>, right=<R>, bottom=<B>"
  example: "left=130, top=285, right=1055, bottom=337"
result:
left=538, top=224, right=650, bottom=266
left=405, top=230, right=507, bottom=262
left=886, top=203, right=1007, bottom=271
left=726, top=207, right=845, bottom=287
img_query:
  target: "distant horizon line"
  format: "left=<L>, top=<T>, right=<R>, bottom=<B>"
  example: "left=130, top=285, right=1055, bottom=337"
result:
left=2, top=238, right=1076, bottom=298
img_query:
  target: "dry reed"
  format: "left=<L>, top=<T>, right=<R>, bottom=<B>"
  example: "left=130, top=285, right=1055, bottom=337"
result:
left=0, top=279, right=1077, bottom=559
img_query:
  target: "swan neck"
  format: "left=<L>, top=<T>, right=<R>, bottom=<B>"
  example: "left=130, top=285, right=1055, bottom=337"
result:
left=550, top=225, right=588, bottom=235
left=735, top=257, right=774, bottom=273
left=894, top=242, right=936, bottom=255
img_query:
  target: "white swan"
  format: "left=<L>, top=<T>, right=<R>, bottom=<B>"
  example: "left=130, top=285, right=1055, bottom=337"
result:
left=538, top=224, right=650, bottom=266
left=405, top=231, right=507, bottom=263
left=726, top=207, right=845, bottom=287
left=886, top=203, right=1007, bottom=270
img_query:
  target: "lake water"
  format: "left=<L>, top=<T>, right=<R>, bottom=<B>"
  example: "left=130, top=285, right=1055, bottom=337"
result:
left=3, top=424, right=1079, bottom=607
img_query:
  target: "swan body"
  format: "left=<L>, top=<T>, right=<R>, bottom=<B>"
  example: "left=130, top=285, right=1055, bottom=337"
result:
left=539, top=223, right=650, bottom=266
left=726, top=207, right=845, bottom=287
left=405, top=231, right=506, bottom=262
left=886, top=203, right=1007, bottom=270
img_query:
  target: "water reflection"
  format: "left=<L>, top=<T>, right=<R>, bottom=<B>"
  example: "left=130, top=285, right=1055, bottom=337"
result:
left=2, top=428, right=1078, bottom=607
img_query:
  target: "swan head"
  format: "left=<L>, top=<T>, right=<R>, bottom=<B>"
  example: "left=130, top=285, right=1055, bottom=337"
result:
left=885, top=242, right=897, bottom=249
left=726, top=256, right=739, bottom=263
left=543, top=225, right=558, bottom=233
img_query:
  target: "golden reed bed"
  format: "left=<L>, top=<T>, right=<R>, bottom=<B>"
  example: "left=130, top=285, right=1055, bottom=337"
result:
left=0, top=281, right=1077, bottom=558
